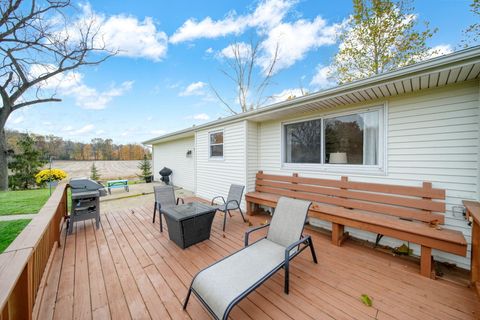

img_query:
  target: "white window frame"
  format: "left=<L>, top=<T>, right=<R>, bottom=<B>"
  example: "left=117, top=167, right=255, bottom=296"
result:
left=208, top=129, right=224, bottom=160
left=281, top=104, right=387, bottom=175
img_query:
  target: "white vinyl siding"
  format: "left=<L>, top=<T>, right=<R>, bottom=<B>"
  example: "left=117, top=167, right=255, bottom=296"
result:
left=246, top=121, right=259, bottom=194
left=257, top=81, right=479, bottom=269
left=195, top=121, right=247, bottom=208
left=152, top=136, right=195, bottom=191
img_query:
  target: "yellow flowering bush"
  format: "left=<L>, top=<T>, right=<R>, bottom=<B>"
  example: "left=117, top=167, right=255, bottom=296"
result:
left=35, top=169, right=67, bottom=185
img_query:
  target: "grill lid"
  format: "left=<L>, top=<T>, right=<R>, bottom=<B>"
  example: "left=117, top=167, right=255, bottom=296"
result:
left=69, top=177, right=107, bottom=196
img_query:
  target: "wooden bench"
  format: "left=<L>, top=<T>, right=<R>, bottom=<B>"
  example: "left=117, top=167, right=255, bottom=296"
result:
left=245, top=171, right=467, bottom=278
left=106, top=179, right=129, bottom=194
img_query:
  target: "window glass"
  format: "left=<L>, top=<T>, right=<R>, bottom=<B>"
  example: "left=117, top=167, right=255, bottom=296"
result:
left=209, top=131, right=223, bottom=158
left=324, top=110, right=379, bottom=165
left=210, top=144, right=223, bottom=157
left=210, top=132, right=223, bottom=144
left=284, top=119, right=322, bottom=163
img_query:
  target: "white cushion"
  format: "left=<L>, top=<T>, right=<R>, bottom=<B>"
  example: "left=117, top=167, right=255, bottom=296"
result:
left=192, top=239, right=285, bottom=319
left=267, top=197, right=311, bottom=248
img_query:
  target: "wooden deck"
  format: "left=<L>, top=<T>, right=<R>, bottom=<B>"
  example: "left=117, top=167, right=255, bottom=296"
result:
left=33, top=200, right=480, bottom=320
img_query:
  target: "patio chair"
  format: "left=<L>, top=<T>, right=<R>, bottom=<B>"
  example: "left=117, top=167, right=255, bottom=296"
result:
left=153, top=185, right=184, bottom=232
left=183, top=197, right=317, bottom=320
left=211, top=184, right=246, bottom=231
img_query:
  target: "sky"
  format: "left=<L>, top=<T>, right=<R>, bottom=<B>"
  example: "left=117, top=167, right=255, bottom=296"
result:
left=5, top=0, right=478, bottom=144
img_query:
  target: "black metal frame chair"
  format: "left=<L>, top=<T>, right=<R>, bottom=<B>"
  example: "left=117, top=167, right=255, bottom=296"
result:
left=211, top=184, right=246, bottom=231
left=183, top=197, right=317, bottom=320
left=153, top=185, right=184, bottom=232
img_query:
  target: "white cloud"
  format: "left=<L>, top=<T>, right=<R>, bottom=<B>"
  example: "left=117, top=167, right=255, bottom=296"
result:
left=150, top=129, right=166, bottom=135
left=170, top=0, right=295, bottom=43
left=427, top=44, right=454, bottom=59
left=63, top=124, right=95, bottom=136
left=63, top=4, right=168, bottom=61
left=29, top=64, right=133, bottom=109
left=269, top=88, right=305, bottom=103
left=170, top=13, right=248, bottom=44
left=193, top=113, right=210, bottom=120
left=259, top=17, right=339, bottom=73
left=75, top=124, right=95, bottom=134
left=10, top=115, right=25, bottom=124
left=180, top=81, right=208, bottom=96
left=205, top=47, right=214, bottom=54
left=171, top=0, right=339, bottom=74
left=310, top=64, right=336, bottom=90
left=101, top=15, right=168, bottom=61
left=220, top=42, right=252, bottom=59
left=96, top=129, right=105, bottom=135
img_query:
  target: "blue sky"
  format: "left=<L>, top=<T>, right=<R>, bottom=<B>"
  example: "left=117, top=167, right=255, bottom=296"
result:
left=5, top=0, right=478, bottom=144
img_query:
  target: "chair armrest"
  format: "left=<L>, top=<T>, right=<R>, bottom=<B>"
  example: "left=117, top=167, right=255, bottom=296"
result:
left=211, top=196, right=226, bottom=205
left=225, top=199, right=240, bottom=209
left=244, top=223, right=270, bottom=247
left=176, top=198, right=184, bottom=205
left=285, top=236, right=311, bottom=260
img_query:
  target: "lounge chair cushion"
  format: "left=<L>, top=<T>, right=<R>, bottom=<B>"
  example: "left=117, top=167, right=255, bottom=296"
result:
left=267, top=197, right=311, bottom=248
left=192, top=238, right=285, bottom=319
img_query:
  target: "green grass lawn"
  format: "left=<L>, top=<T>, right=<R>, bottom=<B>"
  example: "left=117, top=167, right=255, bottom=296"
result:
left=0, top=188, right=52, bottom=215
left=0, top=219, right=31, bottom=253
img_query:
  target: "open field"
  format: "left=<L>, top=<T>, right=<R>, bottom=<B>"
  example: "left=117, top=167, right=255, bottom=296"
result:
left=49, top=160, right=148, bottom=180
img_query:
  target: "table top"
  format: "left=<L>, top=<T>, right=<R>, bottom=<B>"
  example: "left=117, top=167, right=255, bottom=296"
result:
left=162, top=202, right=217, bottom=221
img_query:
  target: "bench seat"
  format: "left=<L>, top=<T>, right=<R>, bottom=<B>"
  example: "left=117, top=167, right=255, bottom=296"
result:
left=246, top=191, right=466, bottom=256
left=245, top=172, right=468, bottom=278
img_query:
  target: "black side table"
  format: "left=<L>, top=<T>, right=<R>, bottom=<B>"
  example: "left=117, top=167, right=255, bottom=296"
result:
left=162, top=202, right=217, bottom=249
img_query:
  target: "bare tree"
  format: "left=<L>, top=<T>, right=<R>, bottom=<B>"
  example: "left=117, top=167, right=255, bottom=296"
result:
left=211, top=38, right=278, bottom=114
left=0, top=0, right=115, bottom=190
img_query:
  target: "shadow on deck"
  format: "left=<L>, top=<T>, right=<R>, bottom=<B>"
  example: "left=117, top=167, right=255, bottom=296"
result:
left=34, top=198, right=479, bottom=320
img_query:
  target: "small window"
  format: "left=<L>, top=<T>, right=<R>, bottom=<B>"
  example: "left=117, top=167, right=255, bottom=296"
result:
left=284, top=119, right=322, bottom=163
left=209, top=130, right=224, bottom=158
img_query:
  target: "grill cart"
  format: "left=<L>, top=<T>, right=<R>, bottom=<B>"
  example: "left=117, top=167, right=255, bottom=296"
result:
left=68, top=178, right=107, bottom=234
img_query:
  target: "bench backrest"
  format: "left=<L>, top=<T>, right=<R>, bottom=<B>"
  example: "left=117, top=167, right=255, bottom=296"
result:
left=254, top=171, right=446, bottom=224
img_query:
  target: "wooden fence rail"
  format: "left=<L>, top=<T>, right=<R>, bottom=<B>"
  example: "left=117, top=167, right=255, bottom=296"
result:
left=0, top=184, right=67, bottom=320
left=464, top=200, right=480, bottom=299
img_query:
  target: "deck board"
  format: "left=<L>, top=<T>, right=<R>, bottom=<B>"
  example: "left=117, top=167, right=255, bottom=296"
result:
left=34, top=200, right=480, bottom=320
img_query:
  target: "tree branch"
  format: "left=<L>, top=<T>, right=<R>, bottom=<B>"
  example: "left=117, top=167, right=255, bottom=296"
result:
left=13, top=97, right=62, bottom=110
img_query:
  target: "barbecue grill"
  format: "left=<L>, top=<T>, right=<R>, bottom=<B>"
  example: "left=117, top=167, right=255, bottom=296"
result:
left=68, top=178, right=107, bottom=234
left=159, top=167, right=173, bottom=185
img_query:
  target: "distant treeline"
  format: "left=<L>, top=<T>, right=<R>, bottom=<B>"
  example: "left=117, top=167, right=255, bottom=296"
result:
left=6, top=130, right=151, bottom=161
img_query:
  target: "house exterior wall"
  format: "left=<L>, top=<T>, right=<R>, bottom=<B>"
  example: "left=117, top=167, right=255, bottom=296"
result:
left=256, top=81, right=480, bottom=269
left=152, top=136, right=195, bottom=191
left=195, top=121, right=248, bottom=207
left=246, top=121, right=259, bottom=194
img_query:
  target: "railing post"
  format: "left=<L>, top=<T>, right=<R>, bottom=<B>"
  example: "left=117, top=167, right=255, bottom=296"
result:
left=27, top=259, right=34, bottom=320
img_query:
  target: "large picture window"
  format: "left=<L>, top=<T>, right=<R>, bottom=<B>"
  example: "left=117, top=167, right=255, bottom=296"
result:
left=209, top=130, right=224, bottom=158
left=283, top=107, right=384, bottom=170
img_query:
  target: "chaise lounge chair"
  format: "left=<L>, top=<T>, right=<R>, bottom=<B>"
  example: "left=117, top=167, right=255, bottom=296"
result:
left=183, top=197, right=317, bottom=320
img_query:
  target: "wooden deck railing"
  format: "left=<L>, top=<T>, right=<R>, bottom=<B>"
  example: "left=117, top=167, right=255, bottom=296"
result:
left=464, top=200, right=480, bottom=299
left=0, top=184, right=67, bottom=320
